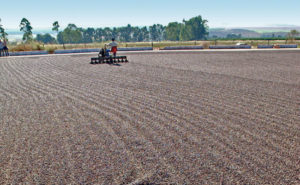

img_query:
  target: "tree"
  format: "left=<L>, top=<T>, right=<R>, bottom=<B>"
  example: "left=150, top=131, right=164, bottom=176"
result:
left=119, top=24, right=133, bottom=42
left=0, top=18, right=8, bottom=40
left=57, top=32, right=65, bottom=44
left=36, top=33, right=56, bottom=44
left=140, top=26, right=150, bottom=41
left=82, top=27, right=95, bottom=43
left=290, top=29, right=299, bottom=37
left=112, top=27, right=118, bottom=40
left=52, top=21, right=60, bottom=33
left=132, top=26, right=149, bottom=42
left=287, top=29, right=300, bottom=42
left=103, top=27, right=112, bottom=41
left=52, top=21, right=64, bottom=48
left=95, top=28, right=104, bottom=42
left=19, top=18, right=33, bottom=42
left=184, top=16, right=209, bottom=40
left=150, top=24, right=165, bottom=41
left=179, top=19, right=192, bottom=41
left=165, top=15, right=209, bottom=41
left=165, top=22, right=181, bottom=41
left=57, top=24, right=83, bottom=44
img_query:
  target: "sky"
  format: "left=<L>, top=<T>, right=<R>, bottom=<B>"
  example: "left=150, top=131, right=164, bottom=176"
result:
left=1, top=0, right=300, bottom=30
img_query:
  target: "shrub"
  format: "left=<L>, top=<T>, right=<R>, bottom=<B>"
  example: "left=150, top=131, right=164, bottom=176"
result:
left=31, top=43, right=45, bottom=51
left=10, top=44, right=32, bottom=52
left=10, top=41, right=45, bottom=52
left=202, top=41, right=210, bottom=49
left=46, top=47, right=57, bottom=54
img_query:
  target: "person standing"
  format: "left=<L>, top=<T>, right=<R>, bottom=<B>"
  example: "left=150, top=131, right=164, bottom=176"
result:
left=0, top=40, right=3, bottom=57
left=3, top=39, right=9, bottom=56
left=108, top=38, right=118, bottom=57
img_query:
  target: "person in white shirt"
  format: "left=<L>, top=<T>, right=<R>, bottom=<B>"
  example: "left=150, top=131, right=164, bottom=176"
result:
left=108, top=38, right=118, bottom=57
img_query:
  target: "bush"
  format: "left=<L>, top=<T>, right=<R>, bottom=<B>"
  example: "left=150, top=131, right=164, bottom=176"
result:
left=10, top=41, right=45, bottom=52
left=46, top=47, right=57, bottom=54
left=10, top=44, right=32, bottom=52
left=31, top=43, right=45, bottom=51
left=202, top=41, right=210, bottom=49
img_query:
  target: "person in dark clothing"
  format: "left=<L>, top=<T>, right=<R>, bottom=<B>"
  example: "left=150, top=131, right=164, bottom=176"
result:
left=3, top=39, right=9, bottom=56
left=0, top=40, right=3, bottom=57
left=99, top=44, right=109, bottom=57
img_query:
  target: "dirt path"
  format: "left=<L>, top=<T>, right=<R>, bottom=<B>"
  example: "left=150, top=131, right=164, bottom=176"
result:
left=0, top=51, right=299, bottom=184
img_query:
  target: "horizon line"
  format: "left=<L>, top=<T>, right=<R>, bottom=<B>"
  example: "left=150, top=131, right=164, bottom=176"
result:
left=4, top=25, right=300, bottom=31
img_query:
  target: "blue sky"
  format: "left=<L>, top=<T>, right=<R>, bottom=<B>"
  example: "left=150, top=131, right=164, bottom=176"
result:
left=1, top=0, right=300, bottom=29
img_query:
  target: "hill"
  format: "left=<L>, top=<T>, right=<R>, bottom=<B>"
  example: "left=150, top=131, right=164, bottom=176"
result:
left=209, top=28, right=261, bottom=38
left=209, top=26, right=300, bottom=38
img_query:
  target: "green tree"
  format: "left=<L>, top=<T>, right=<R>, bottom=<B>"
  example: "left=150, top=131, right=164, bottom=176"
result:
left=0, top=18, right=8, bottom=40
left=52, top=21, right=60, bottom=42
left=165, top=22, right=181, bottom=41
left=19, top=18, right=33, bottom=42
left=57, top=24, right=83, bottom=44
left=103, top=27, right=112, bottom=41
left=150, top=24, right=165, bottom=41
left=118, top=24, right=132, bottom=42
left=287, top=29, right=300, bottom=42
left=184, top=16, right=208, bottom=40
left=82, top=27, right=95, bottom=43
left=52, top=21, right=65, bottom=48
left=140, top=26, right=150, bottom=41
left=95, top=28, right=104, bottom=42
left=179, top=19, right=192, bottom=41
left=112, top=27, right=118, bottom=40
left=57, top=32, right=65, bottom=44
left=165, top=15, right=209, bottom=41
left=36, top=33, right=56, bottom=44
left=132, top=26, right=149, bottom=42
left=52, top=21, right=60, bottom=33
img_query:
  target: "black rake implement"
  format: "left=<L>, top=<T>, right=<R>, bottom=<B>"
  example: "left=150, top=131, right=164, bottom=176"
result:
left=90, top=55, right=128, bottom=64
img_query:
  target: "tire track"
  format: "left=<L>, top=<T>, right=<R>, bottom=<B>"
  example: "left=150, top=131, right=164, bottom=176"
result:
left=2, top=59, right=158, bottom=183
left=2, top=53, right=299, bottom=184
left=2, top=58, right=48, bottom=100
left=0, top=64, right=157, bottom=183
left=9, top=56, right=244, bottom=182
left=11, top=56, right=292, bottom=184
left=44, top=55, right=298, bottom=139
left=19, top=56, right=298, bottom=168
left=8, top=57, right=188, bottom=183
left=56, top=58, right=299, bottom=131
left=42, top=56, right=300, bottom=152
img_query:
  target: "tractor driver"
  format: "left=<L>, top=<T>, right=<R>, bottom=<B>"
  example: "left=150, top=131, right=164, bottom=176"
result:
left=108, top=38, right=118, bottom=57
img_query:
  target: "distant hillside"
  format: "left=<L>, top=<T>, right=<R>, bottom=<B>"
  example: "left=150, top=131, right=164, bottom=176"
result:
left=209, top=26, right=300, bottom=38
left=246, top=26, right=300, bottom=33
left=209, top=28, right=260, bottom=38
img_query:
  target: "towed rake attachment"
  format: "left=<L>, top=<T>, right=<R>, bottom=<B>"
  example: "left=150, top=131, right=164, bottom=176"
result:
left=91, top=56, right=128, bottom=64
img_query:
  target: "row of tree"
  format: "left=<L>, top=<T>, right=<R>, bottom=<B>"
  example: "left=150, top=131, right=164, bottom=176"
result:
left=45, top=15, right=209, bottom=44
left=54, top=23, right=162, bottom=44
left=0, top=15, right=209, bottom=44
